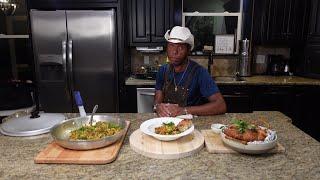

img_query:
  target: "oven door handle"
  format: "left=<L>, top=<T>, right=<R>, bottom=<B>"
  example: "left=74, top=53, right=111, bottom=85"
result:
left=139, top=92, right=155, bottom=96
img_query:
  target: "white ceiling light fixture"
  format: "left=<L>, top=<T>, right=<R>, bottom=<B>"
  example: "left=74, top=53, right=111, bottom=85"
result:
left=0, top=0, right=17, bottom=15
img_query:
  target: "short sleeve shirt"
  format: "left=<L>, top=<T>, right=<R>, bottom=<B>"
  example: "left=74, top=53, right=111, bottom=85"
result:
left=155, top=60, right=219, bottom=106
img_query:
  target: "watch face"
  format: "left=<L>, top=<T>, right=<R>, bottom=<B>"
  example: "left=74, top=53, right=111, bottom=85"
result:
left=153, top=104, right=158, bottom=112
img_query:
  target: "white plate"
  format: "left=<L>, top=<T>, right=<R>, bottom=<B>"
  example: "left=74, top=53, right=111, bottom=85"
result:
left=176, top=114, right=193, bottom=119
left=220, top=129, right=278, bottom=154
left=211, top=123, right=226, bottom=134
left=140, top=117, right=194, bottom=141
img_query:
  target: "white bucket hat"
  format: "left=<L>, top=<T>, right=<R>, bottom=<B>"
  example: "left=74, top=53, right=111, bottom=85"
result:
left=164, top=26, right=194, bottom=50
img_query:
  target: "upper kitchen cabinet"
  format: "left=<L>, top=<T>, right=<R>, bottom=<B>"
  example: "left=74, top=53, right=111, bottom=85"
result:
left=128, top=0, right=180, bottom=46
left=252, top=0, right=308, bottom=45
left=302, top=0, right=320, bottom=78
left=0, top=0, right=33, bottom=81
left=307, top=0, right=320, bottom=42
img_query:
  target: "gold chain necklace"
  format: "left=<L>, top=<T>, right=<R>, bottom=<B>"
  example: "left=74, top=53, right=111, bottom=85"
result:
left=173, top=61, right=190, bottom=92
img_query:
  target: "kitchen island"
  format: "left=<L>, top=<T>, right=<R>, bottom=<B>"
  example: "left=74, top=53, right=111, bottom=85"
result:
left=1, top=111, right=319, bottom=179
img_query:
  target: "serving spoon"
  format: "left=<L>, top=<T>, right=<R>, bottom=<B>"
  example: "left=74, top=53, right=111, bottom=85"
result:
left=90, top=105, right=98, bottom=126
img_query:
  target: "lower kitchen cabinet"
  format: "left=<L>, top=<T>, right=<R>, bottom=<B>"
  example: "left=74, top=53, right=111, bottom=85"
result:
left=291, top=87, right=320, bottom=141
left=252, top=86, right=295, bottom=117
left=219, top=86, right=253, bottom=113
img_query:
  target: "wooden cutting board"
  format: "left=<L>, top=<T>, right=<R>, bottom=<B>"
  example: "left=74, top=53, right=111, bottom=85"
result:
left=201, top=130, right=285, bottom=154
left=129, top=129, right=204, bottom=159
left=34, top=121, right=130, bottom=165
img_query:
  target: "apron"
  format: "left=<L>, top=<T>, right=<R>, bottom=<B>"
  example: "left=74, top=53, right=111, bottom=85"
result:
left=162, top=61, right=199, bottom=107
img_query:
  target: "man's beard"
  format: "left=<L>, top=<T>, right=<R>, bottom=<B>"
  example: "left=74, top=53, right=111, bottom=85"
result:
left=172, top=61, right=184, bottom=66
left=171, top=58, right=188, bottom=67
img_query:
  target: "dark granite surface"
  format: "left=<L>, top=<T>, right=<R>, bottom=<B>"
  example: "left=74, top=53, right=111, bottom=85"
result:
left=125, top=75, right=320, bottom=86
left=0, top=111, right=319, bottom=179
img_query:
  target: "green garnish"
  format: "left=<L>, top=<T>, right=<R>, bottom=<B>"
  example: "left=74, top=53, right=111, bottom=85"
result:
left=231, top=119, right=256, bottom=133
left=163, top=122, right=175, bottom=126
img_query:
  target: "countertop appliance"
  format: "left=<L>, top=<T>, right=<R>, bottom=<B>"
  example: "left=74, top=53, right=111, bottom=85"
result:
left=238, top=39, right=251, bottom=76
left=30, top=10, right=118, bottom=113
left=267, top=55, right=286, bottom=76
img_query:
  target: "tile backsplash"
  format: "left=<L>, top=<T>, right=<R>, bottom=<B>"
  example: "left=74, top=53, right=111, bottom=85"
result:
left=130, top=48, right=167, bottom=73
left=210, top=56, right=238, bottom=77
left=130, top=48, right=237, bottom=77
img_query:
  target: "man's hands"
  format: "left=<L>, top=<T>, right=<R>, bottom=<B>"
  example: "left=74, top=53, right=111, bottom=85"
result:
left=155, top=103, right=184, bottom=117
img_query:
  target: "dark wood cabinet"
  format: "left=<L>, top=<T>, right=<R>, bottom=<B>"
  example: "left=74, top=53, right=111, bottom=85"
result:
left=128, top=0, right=177, bottom=46
left=302, top=0, right=320, bottom=78
left=219, top=86, right=253, bottom=113
left=304, top=45, right=320, bottom=77
left=268, top=0, right=307, bottom=42
left=291, top=87, right=320, bottom=141
left=129, top=0, right=151, bottom=43
left=252, top=86, right=294, bottom=117
left=307, top=0, right=320, bottom=38
left=252, top=0, right=307, bottom=45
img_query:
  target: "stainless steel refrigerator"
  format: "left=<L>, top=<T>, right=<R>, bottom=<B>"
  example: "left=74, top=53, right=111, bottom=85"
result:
left=30, top=9, right=118, bottom=113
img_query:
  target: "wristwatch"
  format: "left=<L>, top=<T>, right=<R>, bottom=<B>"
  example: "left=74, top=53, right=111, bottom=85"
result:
left=153, top=104, right=159, bottom=112
left=183, top=107, right=188, bottom=115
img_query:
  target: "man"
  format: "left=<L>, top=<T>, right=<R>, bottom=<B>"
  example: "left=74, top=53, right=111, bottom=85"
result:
left=154, top=26, right=227, bottom=117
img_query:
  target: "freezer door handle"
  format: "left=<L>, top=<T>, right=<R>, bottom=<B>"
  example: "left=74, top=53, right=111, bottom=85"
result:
left=67, top=39, right=74, bottom=93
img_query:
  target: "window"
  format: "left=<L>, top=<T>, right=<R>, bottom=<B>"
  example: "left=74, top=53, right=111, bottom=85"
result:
left=0, top=0, right=32, bottom=81
left=182, top=0, right=243, bottom=54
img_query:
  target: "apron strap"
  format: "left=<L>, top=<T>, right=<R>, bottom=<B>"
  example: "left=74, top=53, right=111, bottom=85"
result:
left=183, top=62, right=200, bottom=89
left=164, top=64, right=173, bottom=84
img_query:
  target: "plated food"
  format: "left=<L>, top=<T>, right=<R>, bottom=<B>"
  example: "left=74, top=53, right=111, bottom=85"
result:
left=221, top=119, right=277, bottom=154
left=69, top=122, right=123, bottom=140
left=140, top=117, right=194, bottom=141
left=50, top=115, right=126, bottom=150
left=223, top=119, right=267, bottom=144
left=155, top=119, right=193, bottom=135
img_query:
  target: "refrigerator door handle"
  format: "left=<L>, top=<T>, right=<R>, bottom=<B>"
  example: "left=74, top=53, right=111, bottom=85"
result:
left=67, top=39, right=74, bottom=93
left=62, top=40, right=67, bottom=74
left=62, top=40, right=70, bottom=98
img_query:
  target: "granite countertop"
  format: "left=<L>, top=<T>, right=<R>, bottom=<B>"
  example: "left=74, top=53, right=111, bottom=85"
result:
left=1, top=111, right=320, bottom=179
left=125, top=75, right=320, bottom=86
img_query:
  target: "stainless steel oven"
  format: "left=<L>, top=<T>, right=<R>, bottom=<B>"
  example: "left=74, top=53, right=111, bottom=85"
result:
left=136, top=88, right=155, bottom=113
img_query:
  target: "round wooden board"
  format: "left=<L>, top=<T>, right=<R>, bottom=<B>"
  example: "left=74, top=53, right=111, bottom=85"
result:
left=129, top=129, right=204, bottom=159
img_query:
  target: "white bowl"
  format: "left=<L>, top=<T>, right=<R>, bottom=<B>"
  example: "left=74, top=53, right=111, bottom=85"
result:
left=140, top=117, right=194, bottom=141
left=211, top=123, right=226, bottom=134
left=220, top=129, right=278, bottom=154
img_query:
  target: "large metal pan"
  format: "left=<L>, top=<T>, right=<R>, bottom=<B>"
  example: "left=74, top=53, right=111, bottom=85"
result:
left=50, top=115, right=127, bottom=150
